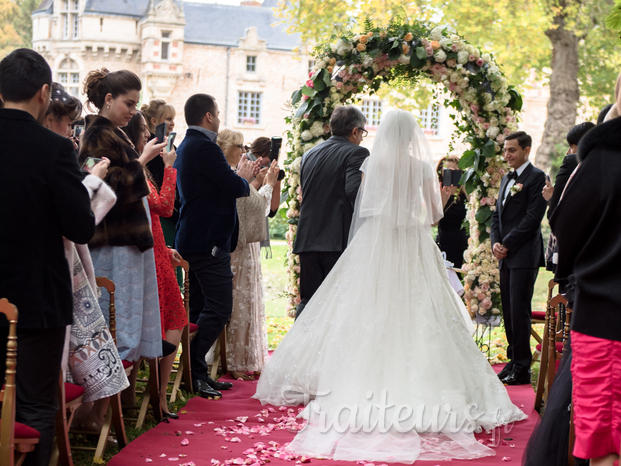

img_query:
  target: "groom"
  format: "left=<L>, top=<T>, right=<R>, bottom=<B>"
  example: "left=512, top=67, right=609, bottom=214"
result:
left=293, top=105, right=369, bottom=318
left=491, top=131, right=547, bottom=385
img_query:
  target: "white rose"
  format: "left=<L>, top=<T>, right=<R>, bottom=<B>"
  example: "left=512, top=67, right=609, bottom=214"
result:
left=450, top=34, right=460, bottom=42
left=301, top=130, right=313, bottom=141
left=372, top=63, right=380, bottom=73
left=362, top=54, right=374, bottom=67
left=435, top=49, right=447, bottom=63
left=430, top=27, right=443, bottom=41
left=398, top=54, right=410, bottom=64
left=457, top=50, right=469, bottom=64
left=310, top=121, right=324, bottom=137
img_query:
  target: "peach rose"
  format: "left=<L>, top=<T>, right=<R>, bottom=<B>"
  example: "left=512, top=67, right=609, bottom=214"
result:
left=431, top=41, right=441, bottom=50
left=402, top=43, right=410, bottom=54
left=404, top=32, right=413, bottom=41
left=359, top=35, right=368, bottom=44
left=329, top=57, right=336, bottom=65
left=357, top=43, right=366, bottom=52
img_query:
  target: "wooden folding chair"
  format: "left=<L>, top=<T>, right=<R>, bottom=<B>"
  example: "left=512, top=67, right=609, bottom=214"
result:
left=0, top=298, right=40, bottom=466
left=68, top=279, right=128, bottom=463
left=534, top=292, right=571, bottom=413
left=531, top=279, right=556, bottom=365
left=51, top=376, right=84, bottom=466
left=169, top=259, right=197, bottom=403
left=133, top=358, right=162, bottom=429
left=210, top=329, right=228, bottom=380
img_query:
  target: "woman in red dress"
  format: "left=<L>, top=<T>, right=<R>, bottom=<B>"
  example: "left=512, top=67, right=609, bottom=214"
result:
left=126, top=111, right=188, bottom=418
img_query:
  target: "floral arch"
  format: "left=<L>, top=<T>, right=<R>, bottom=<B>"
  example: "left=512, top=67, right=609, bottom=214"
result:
left=281, top=20, right=523, bottom=321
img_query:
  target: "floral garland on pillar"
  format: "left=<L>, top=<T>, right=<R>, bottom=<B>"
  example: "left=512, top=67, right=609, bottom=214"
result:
left=281, top=20, right=522, bottom=320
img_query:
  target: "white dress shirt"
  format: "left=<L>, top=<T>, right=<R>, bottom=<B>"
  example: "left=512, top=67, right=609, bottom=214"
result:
left=503, top=160, right=530, bottom=205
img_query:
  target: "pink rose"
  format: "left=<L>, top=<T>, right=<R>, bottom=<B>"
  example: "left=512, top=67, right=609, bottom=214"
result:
left=496, top=134, right=505, bottom=144
left=449, top=83, right=457, bottom=92
left=451, top=44, right=459, bottom=52
left=504, top=128, right=511, bottom=136
left=338, top=70, right=347, bottom=78
left=483, top=122, right=490, bottom=130
left=308, top=71, right=314, bottom=78
left=425, top=46, right=434, bottom=56
left=480, top=198, right=488, bottom=206
left=477, top=116, right=485, bottom=124
left=477, top=293, right=486, bottom=301
left=487, top=166, right=494, bottom=174
left=336, top=82, right=344, bottom=90
left=481, top=283, right=490, bottom=292
left=294, top=297, right=301, bottom=304
left=469, top=55, right=476, bottom=62
left=296, top=186, right=302, bottom=194
left=470, top=104, right=479, bottom=114
left=476, top=58, right=484, bottom=66
left=481, top=298, right=492, bottom=310
left=487, top=197, right=496, bottom=206
left=303, top=113, right=310, bottom=119
left=297, top=195, right=303, bottom=202
left=306, top=79, right=314, bottom=88
left=302, top=95, right=309, bottom=101
left=447, top=59, right=456, bottom=67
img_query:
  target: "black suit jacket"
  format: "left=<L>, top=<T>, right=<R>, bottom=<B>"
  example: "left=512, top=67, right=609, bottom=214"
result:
left=174, top=129, right=249, bottom=256
left=491, top=163, right=547, bottom=269
left=547, top=153, right=577, bottom=221
left=0, top=108, right=95, bottom=329
left=293, top=136, right=369, bottom=254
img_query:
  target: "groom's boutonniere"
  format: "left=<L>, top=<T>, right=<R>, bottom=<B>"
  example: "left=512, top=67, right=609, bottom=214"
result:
left=509, top=183, right=523, bottom=197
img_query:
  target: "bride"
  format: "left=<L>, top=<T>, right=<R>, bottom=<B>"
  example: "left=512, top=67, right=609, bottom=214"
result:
left=253, top=109, right=526, bottom=463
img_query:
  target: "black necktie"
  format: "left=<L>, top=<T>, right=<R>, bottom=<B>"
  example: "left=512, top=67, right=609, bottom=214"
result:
left=507, top=171, right=518, bottom=181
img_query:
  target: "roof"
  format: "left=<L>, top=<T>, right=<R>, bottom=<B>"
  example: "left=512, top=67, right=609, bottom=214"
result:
left=33, top=0, right=300, bottom=51
left=33, top=0, right=53, bottom=14
left=183, top=2, right=300, bottom=50
left=83, top=0, right=151, bottom=18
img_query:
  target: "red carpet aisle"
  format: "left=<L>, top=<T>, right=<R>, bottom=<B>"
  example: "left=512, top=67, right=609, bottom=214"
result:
left=108, top=365, right=538, bottom=466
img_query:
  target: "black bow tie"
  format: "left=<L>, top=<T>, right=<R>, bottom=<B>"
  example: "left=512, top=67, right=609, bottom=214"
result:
left=507, top=171, right=518, bottom=181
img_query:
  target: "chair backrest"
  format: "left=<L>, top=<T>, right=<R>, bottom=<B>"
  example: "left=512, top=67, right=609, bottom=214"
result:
left=547, top=293, right=571, bottom=390
left=95, top=277, right=117, bottom=343
left=177, top=259, right=190, bottom=319
left=0, top=298, right=18, bottom=464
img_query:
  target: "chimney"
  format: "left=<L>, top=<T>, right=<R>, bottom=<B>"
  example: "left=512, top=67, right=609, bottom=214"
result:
left=240, top=0, right=262, bottom=6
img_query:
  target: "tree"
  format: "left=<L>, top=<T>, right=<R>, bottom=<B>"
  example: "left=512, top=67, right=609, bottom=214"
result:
left=0, top=0, right=20, bottom=58
left=273, top=0, right=621, bottom=170
left=12, top=0, right=39, bottom=48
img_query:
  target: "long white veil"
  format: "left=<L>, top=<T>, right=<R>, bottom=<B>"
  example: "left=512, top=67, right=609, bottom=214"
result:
left=349, top=109, right=443, bottom=243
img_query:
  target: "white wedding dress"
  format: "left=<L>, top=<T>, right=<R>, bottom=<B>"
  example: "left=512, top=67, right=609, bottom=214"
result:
left=253, top=110, right=526, bottom=463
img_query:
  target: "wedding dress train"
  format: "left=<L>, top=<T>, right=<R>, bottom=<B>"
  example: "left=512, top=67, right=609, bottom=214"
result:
left=254, top=110, right=526, bottom=463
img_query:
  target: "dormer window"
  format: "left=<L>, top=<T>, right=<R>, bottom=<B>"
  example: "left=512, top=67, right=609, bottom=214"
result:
left=161, top=31, right=171, bottom=61
left=246, top=55, right=256, bottom=73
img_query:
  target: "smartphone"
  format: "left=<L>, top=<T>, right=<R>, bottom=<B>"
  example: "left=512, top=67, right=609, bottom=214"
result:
left=155, top=122, right=168, bottom=143
left=545, top=173, right=551, bottom=182
left=81, top=157, right=103, bottom=171
left=166, top=131, right=176, bottom=152
left=442, top=168, right=463, bottom=187
left=72, top=125, right=84, bottom=139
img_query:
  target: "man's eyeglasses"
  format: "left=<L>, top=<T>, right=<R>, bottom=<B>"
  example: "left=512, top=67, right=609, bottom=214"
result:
left=357, top=127, right=368, bottom=138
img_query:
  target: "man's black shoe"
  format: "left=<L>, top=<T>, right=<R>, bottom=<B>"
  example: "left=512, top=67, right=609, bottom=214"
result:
left=194, top=379, right=222, bottom=399
left=501, top=373, right=531, bottom=386
left=205, top=376, right=233, bottom=391
left=497, top=366, right=512, bottom=380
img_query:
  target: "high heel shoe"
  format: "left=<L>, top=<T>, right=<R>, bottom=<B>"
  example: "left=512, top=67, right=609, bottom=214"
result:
left=162, top=410, right=179, bottom=420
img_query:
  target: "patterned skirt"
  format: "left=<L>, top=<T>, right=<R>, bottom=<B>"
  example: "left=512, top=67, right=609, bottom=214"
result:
left=67, top=249, right=129, bottom=402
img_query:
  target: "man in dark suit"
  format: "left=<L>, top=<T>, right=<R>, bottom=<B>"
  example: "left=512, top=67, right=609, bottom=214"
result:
left=293, top=106, right=369, bottom=317
left=174, top=94, right=255, bottom=398
left=0, top=49, right=95, bottom=466
left=491, top=131, right=547, bottom=385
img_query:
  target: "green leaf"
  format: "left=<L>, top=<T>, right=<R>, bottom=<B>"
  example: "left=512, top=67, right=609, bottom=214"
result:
left=508, top=88, right=523, bottom=112
left=291, top=89, right=302, bottom=106
left=294, top=99, right=310, bottom=118
left=606, top=2, right=621, bottom=31
left=459, top=150, right=476, bottom=169
left=410, top=52, right=425, bottom=68
left=390, top=39, right=401, bottom=49
left=416, top=46, right=427, bottom=59
left=301, top=85, right=316, bottom=97
left=475, top=205, right=492, bottom=224
left=323, top=68, right=332, bottom=87
left=482, top=139, right=496, bottom=158
left=388, top=46, right=401, bottom=60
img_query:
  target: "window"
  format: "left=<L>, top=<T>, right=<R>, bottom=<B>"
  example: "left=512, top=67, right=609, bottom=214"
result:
left=418, top=103, right=440, bottom=137
left=58, top=59, right=80, bottom=97
left=61, top=0, right=79, bottom=40
left=238, top=92, right=262, bottom=125
left=161, top=31, right=171, bottom=61
left=308, top=60, right=315, bottom=75
left=360, top=99, right=383, bottom=127
left=246, top=56, right=256, bottom=73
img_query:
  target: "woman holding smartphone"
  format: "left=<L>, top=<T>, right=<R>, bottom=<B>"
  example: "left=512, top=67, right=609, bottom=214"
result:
left=125, top=111, right=187, bottom=418
left=435, top=155, right=469, bottom=270
left=78, top=68, right=167, bottom=406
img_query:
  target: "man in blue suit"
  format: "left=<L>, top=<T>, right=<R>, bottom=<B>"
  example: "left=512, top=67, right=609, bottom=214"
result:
left=174, top=94, right=254, bottom=398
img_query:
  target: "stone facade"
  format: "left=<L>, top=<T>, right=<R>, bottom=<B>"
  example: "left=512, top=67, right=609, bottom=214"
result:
left=32, top=0, right=547, bottom=160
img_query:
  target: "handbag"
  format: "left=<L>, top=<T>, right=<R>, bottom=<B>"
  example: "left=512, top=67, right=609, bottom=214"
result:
left=236, top=186, right=267, bottom=247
